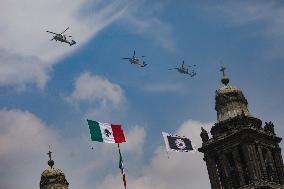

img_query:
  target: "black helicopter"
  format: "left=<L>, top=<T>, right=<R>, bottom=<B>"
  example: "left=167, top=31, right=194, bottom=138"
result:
left=122, top=50, right=147, bottom=67
left=46, top=27, right=76, bottom=46
left=169, top=61, right=196, bottom=77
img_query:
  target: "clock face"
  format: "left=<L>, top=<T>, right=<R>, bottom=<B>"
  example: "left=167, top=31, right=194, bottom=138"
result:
left=175, top=139, right=186, bottom=150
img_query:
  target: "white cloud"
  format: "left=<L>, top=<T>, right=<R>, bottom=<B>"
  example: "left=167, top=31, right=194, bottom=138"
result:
left=0, top=109, right=58, bottom=189
left=0, top=108, right=215, bottom=189
left=0, top=0, right=175, bottom=89
left=0, top=49, right=51, bottom=90
left=120, top=1, right=175, bottom=51
left=96, top=119, right=213, bottom=189
left=66, top=72, right=125, bottom=107
left=0, top=108, right=147, bottom=189
left=119, top=126, right=146, bottom=156
left=0, top=0, right=132, bottom=89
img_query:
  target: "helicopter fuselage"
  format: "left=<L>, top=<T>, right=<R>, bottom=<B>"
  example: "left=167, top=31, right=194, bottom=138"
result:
left=129, top=57, right=140, bottom=64
left=52, top=35, right=76, bottom=46
left=173, top=67, right=196, bottom=77
left=122, top=50, right=147, bottom=67
left=47, top=28, right=76, bottom=46
left=54, top=34, right=66, bottom=42
left=177, top=68, right=188, bottom=74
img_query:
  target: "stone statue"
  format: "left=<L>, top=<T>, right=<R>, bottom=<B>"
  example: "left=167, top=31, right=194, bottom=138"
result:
left=264, top=121, right=275, bottom=135
left=200, top=127, right=209, bottom=143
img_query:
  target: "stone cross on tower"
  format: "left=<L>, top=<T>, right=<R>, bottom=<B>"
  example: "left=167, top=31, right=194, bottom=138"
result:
left=47, top=145, right=54, bottom=168
left=47, top=145, right=52, bottom=160
left=220, top=65, right=229, bottom=85
left=220, top=66, right=226, bottom=77
left=47, top=150, right=52, bottom=160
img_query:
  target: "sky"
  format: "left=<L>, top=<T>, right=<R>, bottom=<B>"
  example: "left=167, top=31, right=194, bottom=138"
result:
left=0, top=0, right=284, bottom=189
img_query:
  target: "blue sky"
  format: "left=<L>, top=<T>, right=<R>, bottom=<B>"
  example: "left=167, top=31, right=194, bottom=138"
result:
left=0, top=1, right=284, bottom=189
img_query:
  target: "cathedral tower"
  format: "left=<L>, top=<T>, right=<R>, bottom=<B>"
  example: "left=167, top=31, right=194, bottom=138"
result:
left=40, top=149, right=69, bottom=189
left=198, top=67, right=284, bottom=189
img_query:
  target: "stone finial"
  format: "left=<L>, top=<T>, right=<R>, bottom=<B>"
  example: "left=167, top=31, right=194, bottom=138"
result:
left=264, top=121, right=275, bottom=135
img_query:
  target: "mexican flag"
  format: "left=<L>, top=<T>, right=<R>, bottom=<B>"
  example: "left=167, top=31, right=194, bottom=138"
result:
left=87, top=119, right=126, bottom=143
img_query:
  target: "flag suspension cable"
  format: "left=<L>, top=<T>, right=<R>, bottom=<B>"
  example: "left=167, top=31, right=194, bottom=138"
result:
left=118, top=143, right=127, bottom=189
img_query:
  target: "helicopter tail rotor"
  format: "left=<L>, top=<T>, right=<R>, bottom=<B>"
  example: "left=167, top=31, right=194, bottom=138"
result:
left=190, top=72, right=197, bottom=77
left=69, top=40, right=76, bottom=46
left=141, top=61, right=147, bottom=67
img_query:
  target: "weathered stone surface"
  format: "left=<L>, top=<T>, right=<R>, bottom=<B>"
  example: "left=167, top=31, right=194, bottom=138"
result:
left=40, top=167, right=69, bottom=189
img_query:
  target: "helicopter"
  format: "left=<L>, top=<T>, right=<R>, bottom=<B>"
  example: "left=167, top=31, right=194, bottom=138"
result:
left=122, top=50, right=147, bottom=67
left=46, top=27, right=76, bottom=46
left=168, top=60, right=196, bottom=77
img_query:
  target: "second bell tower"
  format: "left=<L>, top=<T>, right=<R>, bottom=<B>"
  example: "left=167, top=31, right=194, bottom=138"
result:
left=199, top=67, right=284, bottom=189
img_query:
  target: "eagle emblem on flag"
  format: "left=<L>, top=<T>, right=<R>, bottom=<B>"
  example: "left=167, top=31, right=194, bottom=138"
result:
left=104, top=129, right=112, bottom=138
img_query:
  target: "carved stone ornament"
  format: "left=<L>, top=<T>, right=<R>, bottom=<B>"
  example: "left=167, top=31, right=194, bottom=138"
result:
left=264, top=121, right=275, bottom=135
left=200, top=127, right=209, bottom=143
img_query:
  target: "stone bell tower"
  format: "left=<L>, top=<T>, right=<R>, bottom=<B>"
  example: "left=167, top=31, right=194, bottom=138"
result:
left=198, top=67, right=284, bottom=189
left=40, top=148, right=69, bottom=189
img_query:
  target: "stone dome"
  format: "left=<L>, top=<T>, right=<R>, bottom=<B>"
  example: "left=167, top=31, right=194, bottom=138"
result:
left=215, top=67, right=250, bottom=122
left=40, top=167, right=69, bottom=189
left=216, top=84, right=240, bottom=94
left=41, top=167, right=65, bottom=178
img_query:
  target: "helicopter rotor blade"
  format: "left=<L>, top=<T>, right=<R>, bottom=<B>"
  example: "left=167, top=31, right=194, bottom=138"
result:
left=61, top=27, right=70, bottom=34
left=46, top=31, right=58, bottom=35
left=122, top=58, right=131, bottom=59
left=133, top=50, right=136, bottom=56
left=141, top=56, right=146, bottom=58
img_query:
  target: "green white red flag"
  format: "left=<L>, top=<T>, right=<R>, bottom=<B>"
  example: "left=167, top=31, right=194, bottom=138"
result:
left=87, top=119, right=126, bottom=143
